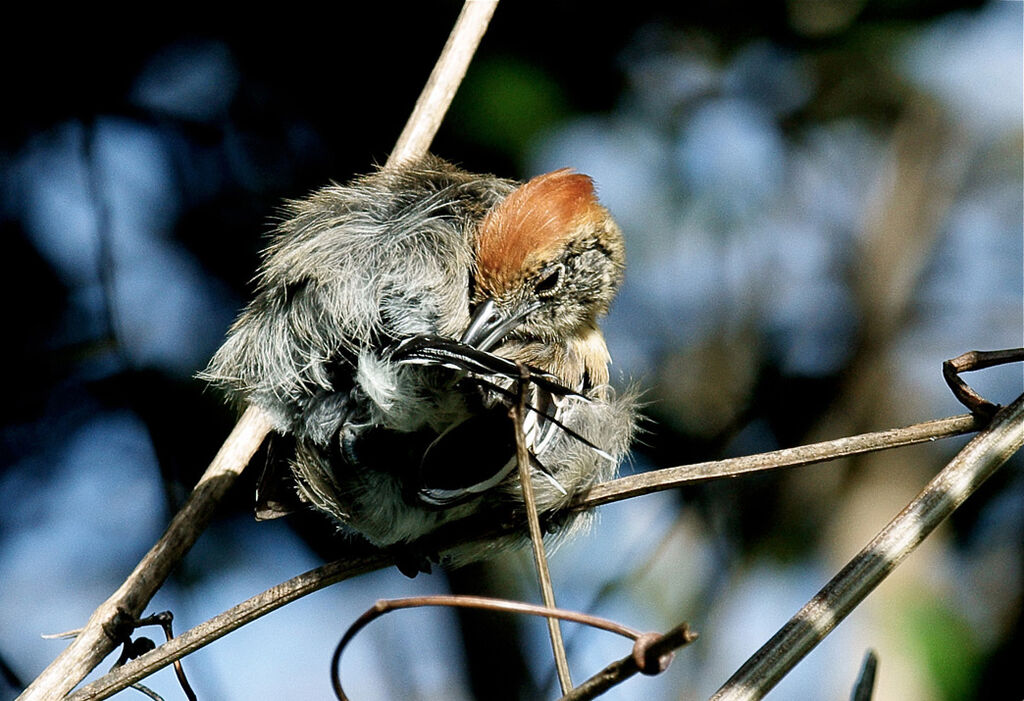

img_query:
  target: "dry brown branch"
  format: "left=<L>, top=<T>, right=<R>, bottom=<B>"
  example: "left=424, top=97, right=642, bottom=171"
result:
left=329, top=595, right=648, bottom=700
left=387, top=0, right=498, bottom=168
left=580, top=413, right=981, bottom=508
left=710, top=391, right=1024, bottom=700
left=943, top=348, right=1024, bottom=417
left=20, top=3, right=499, bottom=699
left=63, top=410, right=986, bottom=699
left=513, top=366, right=573, bottom=693
left=69, top=553, right=390, bottom=701
left=19, top=405, right=272, bottom=701
left=558, top=622, right=698, bottom=701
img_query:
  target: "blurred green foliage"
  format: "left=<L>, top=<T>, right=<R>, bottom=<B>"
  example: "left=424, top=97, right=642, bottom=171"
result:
left=452, top=56, right=570, bottom=157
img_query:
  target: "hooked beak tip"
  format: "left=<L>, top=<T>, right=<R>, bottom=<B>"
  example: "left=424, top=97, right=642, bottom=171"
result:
left=460, top=298, right=501, bottom=348
left=461, top=297, right=541, bottom=351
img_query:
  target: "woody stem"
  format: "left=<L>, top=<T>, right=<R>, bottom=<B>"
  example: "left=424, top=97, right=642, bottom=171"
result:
left=513, top=364, right=573, bottom=694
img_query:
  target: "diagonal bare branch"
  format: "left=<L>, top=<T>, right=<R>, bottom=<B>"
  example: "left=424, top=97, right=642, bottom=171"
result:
left=20, top=3, right=500, bottom=699
left=710, top=392, right=1024, bottom=700
left=388, top=0, right=499, bottom=168
left=513, top=366, right=573, bottom=694
left=18, top=405, right=272, bottom=701
left=578, top=414, right=981, bottom=508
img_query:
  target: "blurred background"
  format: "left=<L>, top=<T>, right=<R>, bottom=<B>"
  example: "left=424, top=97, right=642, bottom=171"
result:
left=1, top=1, right=1021, bottom=699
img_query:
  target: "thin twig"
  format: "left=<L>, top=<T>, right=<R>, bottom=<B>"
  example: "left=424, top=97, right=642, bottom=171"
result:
left=331, top=595, right=643, bottom=700
left=513, top=366, right=573, bottom=694
left=943, top=348, right=1024, bottom=417
left=386, top=0, right=499, bottom=168
left=111, top=637, right=161, bottom=700
left=63, top=411, right=986, bottom=700
left=327, top=595, right=695, bottom=701
left=137, top=612, right=197, bottom=701
left=557, top=623, right=698, bottom=701
left=710, top=392, right=1024, bottom=700
left=580, top=413, right=982, bottom=509
left=19, top=405, right=273, bottom=701
left=68, top=553, right=390, bottom=701
left=125, top=683, right=162, bottom=701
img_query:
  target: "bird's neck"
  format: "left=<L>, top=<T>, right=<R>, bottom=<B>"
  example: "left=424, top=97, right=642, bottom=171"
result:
left=495, top=320, right=611, bottom=392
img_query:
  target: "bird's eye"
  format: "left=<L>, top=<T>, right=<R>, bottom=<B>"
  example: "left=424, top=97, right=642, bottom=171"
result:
left=533, top=265, right=564, bottom=297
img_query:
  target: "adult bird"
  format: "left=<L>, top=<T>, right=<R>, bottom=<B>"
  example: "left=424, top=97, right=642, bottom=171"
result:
left=202, top=155, right=634, bottom=565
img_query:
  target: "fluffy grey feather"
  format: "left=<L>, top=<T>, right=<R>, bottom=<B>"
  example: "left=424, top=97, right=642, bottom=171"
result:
left=201, top=155, right=635, bottom=563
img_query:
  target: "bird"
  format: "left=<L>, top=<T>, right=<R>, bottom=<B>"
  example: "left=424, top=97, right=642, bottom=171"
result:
left=201, top=155, right=634, bottom=566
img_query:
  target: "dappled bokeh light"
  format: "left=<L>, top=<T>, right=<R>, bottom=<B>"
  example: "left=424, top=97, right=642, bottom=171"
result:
left=1, top=3, right=1020, bottom=700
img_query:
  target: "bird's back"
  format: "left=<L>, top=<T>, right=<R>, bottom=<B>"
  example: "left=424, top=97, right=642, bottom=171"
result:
left=202, top=155, right=517, bottom=432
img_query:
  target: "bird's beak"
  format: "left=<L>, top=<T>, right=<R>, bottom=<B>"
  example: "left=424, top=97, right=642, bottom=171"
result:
left=460, top=298, right=538, bottom=351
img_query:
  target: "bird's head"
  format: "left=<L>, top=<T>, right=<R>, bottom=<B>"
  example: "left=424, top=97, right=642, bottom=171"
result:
left=462, top=169, right=625, bottom=350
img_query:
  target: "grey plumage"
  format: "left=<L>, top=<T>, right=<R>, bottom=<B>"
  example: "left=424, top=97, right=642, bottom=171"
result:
left=201, top=155, right=634, bottom=564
